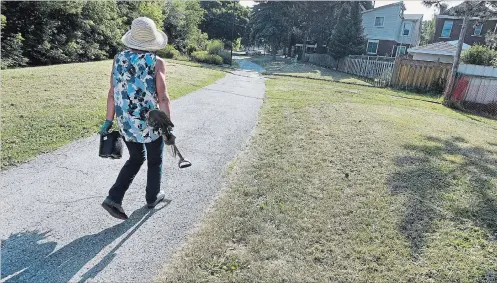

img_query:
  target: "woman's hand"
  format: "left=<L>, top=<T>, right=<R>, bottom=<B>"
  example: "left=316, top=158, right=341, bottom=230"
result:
left=99, top=120, right=113, bottom=135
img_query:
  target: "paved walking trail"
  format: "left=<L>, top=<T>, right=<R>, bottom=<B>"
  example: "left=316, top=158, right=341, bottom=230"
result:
left=0, top=69, right=265, bottom=282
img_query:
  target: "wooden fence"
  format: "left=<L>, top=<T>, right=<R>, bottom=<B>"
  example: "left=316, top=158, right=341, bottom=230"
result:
left=304, top=54, right=492, bottom=95
left=391, top=58, right=452, bottom=92
left=305, top=53, right=337, bottom=69
left=337, top=56, right=395, bottom=87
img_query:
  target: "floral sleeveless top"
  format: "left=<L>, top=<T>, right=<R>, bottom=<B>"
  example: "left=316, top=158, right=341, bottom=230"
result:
left=113, top=50, right=161, bottom=143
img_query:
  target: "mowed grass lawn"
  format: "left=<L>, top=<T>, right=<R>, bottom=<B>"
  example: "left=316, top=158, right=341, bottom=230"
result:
left=1, top=60, right=224, bottom=169
left=159, top=76, right=497, bottom=282
left=250, top=55, right=371, bottom=86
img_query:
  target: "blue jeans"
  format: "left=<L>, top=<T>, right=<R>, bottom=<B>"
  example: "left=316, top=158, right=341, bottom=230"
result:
left=108, top=136, right=164, bottom=204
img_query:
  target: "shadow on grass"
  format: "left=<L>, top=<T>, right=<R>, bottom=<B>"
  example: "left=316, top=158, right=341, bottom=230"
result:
left=249, top=55, right=365, bottom=82
left=1, top=202, right=170, bottom=283
left=389, top=136, right=497, bottom=257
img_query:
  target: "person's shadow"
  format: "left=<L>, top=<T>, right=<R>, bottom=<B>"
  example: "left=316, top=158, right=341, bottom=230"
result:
left=1, top=202, right=170, bottom=283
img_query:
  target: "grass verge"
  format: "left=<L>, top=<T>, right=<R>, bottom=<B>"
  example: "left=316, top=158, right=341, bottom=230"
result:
left=250, top=55, right=371, bottom=86
left=1, top=59, right=225, bottom=169
left=158, top=75, right=497, bottom=282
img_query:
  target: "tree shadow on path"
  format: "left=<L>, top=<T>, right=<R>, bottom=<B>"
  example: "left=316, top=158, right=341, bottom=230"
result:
left=1, top=201, right=170, bottom=283
left=389, top=136, right=497, bottom=257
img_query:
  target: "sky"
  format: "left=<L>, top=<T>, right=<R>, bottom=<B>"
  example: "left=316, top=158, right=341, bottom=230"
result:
left=374, top=0, right=463, bottom=20
left=239, top=1, right=465, bottom=21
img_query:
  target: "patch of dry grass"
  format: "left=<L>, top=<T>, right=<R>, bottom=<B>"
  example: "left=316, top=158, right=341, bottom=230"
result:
left=250, top=55, right=371, bottom=86
left=1, top=59, right=225, bottom=169
left=158, top=76, right=497, bottom=282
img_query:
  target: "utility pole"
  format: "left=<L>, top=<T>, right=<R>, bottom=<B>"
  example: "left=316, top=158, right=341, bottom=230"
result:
left=443, top=15, right=469, bottom=104
left=230, top=1, right=235, bottom=66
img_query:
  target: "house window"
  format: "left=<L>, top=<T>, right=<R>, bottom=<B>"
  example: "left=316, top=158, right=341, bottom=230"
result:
left=396, top=46, right=407, bottom=56
left=402, top=22, right=412, bottom=36
left=374, top=17, right=385, bottom=27
left=473, top=24, right=483, bottom=36
left=441, top=20, right=453, bottom=37
left=367, top=40, right=379, bottom=54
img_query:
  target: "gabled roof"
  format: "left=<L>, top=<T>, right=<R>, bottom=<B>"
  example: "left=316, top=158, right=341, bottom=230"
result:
left=407, top=40, right=471, bottom=56
left=361, top=1, right=405, bottom=14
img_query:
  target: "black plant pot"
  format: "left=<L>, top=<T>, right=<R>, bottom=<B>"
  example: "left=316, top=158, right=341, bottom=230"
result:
left=99, top=131, right=123, bottom=159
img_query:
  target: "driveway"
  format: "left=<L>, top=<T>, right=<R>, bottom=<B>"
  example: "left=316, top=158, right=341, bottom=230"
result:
left=0, top=70, right=265, bottom=282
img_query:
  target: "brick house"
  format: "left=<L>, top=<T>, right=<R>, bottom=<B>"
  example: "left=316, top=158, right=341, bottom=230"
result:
left=361, top=2, right=423, bottom=57
left=434, top=15, right=497, bottom=45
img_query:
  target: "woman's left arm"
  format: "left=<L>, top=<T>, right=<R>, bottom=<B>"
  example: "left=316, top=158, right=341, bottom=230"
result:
left=105, top=59, right=116, bottom=121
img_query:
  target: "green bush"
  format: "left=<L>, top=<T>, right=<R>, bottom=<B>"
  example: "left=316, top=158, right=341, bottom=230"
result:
left=186, top=44, right=197, bottom=55
left=218, top=49, right=232, bottom=64
left=156, top=45, right=180, bottom=59
left=207, top=39, right=223, bottom=55
left=1, top=33, right=28, bottom=69
left=461, top=45, right=497, bottom=66
left=191, top=51, right=223, bottom=65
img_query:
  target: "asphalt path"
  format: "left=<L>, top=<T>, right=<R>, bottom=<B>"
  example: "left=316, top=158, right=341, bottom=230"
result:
left=1, top=68, right=265, bottom=282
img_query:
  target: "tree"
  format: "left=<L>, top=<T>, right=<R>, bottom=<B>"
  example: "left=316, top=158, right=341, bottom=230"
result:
left=420, top=19, right=435, bottom=45
left=486, top=31, right=497, bottom=49
left=423, top=1, right=497, bottom=103
left=2, top=1, right=125, bottom=66
left=250, top=1, right=289, bottom=59
left=327, top=2, right=366, bottom=59
left=200, top=1, right=250, bottom=43
left=163, top=0, right=205, bottom=53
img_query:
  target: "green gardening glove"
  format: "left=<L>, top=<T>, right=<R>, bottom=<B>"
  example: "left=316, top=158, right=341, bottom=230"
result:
left=99, top=120, right=113, bottom=135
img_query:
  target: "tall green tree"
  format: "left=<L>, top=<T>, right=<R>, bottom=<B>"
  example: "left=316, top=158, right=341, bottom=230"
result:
left=486, top=31, right=497, bottom=49
left=250, top=1, right=290, bottom=59
left=163, top=0, right=205, bottom=53
left=420, top=19, right=435, bottom=45
left=2, top=1, right=124, bottom=66
left=200, top=1, right=250, bottom=43
left=1, top=11, right=28, bottom=69
left=118, top=1, right=165, bottom=29
left=327, top=2, right=366, bottom=59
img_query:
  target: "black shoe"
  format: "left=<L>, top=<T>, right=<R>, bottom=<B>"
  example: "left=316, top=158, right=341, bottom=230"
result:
left=102, top=197, right=128, bottom=220
left=147, top=190, right=165, bottom=208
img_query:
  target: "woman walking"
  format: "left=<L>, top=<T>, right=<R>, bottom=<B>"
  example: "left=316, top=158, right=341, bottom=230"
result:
left=100, top=17, right=171, bottom=220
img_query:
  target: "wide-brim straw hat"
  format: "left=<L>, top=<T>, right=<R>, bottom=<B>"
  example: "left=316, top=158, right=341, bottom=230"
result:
left=121, top=17, right=168, bottom=51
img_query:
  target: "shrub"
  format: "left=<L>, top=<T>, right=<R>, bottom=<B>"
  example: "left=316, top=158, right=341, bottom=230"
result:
left=461, top=45, right=497, bottom=66
left=156, top=45, right=180, bottom=59
left=207, top=39, right=223, bottom=55
left=1, top=33, right=28, bottom=69
left=191, top=51, right=223, bottom=65
left=186, top=44, right=197, bottom=55
left=218, top=49, right=232, bottom=64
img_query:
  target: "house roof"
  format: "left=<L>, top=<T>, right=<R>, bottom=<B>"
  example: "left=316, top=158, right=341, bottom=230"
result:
left=361, top=1, right=405, bottom=14
left=403, top=14, right=423, bottom=21
left=407, top=40, right=471, bottom=56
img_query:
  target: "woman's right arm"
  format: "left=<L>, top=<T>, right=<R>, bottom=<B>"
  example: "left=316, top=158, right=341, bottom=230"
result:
left=155, top=58, right=172, bottom=120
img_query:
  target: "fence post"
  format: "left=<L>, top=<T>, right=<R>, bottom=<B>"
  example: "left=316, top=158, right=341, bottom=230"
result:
left=391, top=56, right=402, bottom=87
